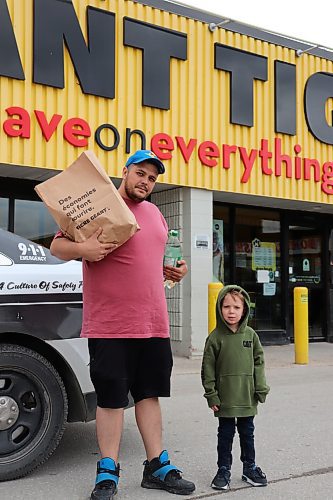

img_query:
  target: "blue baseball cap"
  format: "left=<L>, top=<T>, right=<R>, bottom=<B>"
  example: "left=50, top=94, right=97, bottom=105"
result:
left=125, top=150, right=165, bottom=174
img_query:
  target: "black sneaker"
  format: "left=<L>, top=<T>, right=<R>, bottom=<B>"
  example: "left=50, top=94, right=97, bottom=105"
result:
left=242, top=464, right=267, bottom=487
left=90, top=457, right=120, bottom=499
left=141, top=450, right=195, bottom=495
left=211, top=466, right=231, bottom=490
left=91, top=480, right=117, bottom=500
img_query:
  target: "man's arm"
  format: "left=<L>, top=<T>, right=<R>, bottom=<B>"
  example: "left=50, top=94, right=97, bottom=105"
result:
left=50, top=228, right=116, bottom=262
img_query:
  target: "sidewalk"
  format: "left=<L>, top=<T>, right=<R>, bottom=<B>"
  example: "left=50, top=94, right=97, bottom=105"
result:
left=1, top=343, right=333, bottom=499
left=173, top=342, right=333, bottom=373
left=171, top=342, right=333, bottom=499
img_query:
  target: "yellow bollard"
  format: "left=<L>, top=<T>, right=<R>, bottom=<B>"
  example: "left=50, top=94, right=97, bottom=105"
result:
left=293, top=287, right=309, bottom=364
left=208, top=283, right=223, bottom=334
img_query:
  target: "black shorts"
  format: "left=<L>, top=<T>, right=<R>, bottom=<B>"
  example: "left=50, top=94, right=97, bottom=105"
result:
left=88, top=338, right=173, bottom=408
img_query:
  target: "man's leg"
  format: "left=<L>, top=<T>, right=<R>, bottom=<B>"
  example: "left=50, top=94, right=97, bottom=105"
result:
left=96, top=406, right=124, bottom=461
left=134, top=339, right=195, bottom=495
left=90, top=407, right=124, bottom=500
left=135, top=397, right=162, bottom=461
left=137, top=397, right=195, bottom=495
left=89, top=338, right=131, bottom=500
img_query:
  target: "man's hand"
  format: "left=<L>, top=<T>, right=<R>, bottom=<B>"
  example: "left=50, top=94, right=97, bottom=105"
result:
left=79, top=228, right=117, bottom=262
left=163, top=259, right=188, bottom=283
left=210, top=405, right=219, bottom=412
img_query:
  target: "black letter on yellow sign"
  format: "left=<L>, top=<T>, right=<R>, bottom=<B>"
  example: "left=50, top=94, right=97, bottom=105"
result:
left=305, top=72, right=333, bottom=145
left=274, top=61, right=296, bottom=136
left=215, top=44, right=267, bottom=127
left=124, top=18, right=187, bottom=110
left=33, top=0, right=115, bottom=99
left=0, top=0, right=24, bottom=80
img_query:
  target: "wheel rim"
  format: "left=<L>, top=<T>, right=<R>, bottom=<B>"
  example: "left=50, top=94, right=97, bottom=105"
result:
left=0, top=368, right=47, bottom=457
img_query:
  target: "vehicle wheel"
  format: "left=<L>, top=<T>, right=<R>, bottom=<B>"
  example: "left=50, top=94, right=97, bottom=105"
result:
left=0, top=344, right=68, bottom=481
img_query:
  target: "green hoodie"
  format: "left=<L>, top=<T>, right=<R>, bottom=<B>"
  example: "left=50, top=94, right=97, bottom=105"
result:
left=201, top=285, right=270, bottom=418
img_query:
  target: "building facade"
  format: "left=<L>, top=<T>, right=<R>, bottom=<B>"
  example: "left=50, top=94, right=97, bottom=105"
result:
left=1, top=0, right=333, bottom=355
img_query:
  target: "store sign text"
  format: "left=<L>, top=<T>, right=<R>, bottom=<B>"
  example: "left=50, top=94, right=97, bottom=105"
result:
left=1, top=0, right=333, bottom=144
left=2, top=105, right=333, bottom=194
left=1, top=0, right=333, bottom=194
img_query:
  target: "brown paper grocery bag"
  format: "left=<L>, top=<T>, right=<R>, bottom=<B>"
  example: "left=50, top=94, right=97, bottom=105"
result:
left=35, top=151, right=139, bottom=245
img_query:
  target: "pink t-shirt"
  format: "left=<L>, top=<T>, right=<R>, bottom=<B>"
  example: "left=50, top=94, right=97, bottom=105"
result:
left=77, top=199, right=169, bottom=338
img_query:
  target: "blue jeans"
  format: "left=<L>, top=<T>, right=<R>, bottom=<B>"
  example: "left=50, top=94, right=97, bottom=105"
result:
left=217, top=416, right=255, bottom=469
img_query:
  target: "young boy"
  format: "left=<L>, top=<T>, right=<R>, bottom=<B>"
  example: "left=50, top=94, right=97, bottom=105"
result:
left=201, top=285, right=270, bottom=490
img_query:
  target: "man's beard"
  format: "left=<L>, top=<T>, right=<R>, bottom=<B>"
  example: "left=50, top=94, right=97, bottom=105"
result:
left=124, top=182, right=148, bottom=202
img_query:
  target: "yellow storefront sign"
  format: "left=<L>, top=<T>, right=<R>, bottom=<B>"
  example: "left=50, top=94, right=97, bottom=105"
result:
left=1, top=0, right=333, bottom=204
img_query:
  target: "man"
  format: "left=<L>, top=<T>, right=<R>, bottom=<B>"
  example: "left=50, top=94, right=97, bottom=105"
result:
left=50, top=150, right=195, bottom=499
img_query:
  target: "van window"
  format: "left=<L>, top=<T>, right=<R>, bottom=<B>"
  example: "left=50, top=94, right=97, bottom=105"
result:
left=14, top=199, right=58, bottom=248
left=0, top=197, right=9, bottom=229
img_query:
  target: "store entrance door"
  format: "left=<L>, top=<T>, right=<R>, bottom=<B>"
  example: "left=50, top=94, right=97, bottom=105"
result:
left=288, top=222, right=324, bottom=340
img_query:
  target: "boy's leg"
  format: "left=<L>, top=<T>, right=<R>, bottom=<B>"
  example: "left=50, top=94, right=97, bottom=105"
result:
left=217, top=417, right=236, bottom=469
left=237, top=416, right=255, bottom=466
left=211, top=417, right=235, bottom=490
left=237, top=417, right=267, bottom=487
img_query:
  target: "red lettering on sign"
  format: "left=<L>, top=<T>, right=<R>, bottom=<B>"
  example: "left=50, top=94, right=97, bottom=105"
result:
left=63, top=117, right=91, bottom=146
left=304, top=158, right=320, bottom=182
left=3, top=106, right=30, bottom=138
left=151, top=133, right=174, bottom=160
left=321, top=162, right=333, bottom=194
left=198, top=141, right=219, bottom=167
left=239, top=147, right=258, bottom=182
left=34, top=110, right=62, bottom=141
left=222, top=144, right=237, bottom=169
left=175, top=136, right=197, bottom=162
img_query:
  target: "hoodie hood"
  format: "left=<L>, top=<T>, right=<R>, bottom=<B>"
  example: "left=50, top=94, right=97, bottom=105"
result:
left=215, top=284, right=251, bottom=334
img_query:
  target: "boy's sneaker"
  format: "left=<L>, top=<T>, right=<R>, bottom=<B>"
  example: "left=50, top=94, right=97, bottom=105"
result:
left=242, top=464, right=267, bottom=487
left=211, top=466, right=231, bottom=490
left=141, top=450, right=195, bottom=495
left=90, top=457, right=120, bottom=499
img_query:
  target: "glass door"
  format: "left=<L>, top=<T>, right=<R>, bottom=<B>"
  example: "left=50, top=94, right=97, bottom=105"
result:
left=234, top=208, right=282, bottom=332
left=288, top=223, right=323, bottom=339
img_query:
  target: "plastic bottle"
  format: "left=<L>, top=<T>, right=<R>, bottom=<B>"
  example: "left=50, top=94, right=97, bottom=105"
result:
left=163, top=229, right=182, bottom=289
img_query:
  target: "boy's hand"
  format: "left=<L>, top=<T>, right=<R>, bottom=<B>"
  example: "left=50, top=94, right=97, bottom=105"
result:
left=210, top=405, right=219, bottom=412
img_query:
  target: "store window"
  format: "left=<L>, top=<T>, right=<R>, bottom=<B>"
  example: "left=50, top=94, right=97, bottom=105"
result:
left=14, top=199, right=58, bottom=248
left=235, top=208, right=282, bottom=330
left=212, top=206, right=230, bottom=284
left=0, top=197, right=9, bottom=229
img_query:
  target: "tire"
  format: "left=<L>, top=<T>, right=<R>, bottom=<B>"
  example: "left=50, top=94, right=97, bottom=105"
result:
left=0, top=344, right=68, bottom=481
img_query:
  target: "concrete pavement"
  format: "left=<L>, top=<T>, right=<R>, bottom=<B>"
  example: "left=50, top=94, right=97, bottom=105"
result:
left=1, top=342, right=333, bottom=499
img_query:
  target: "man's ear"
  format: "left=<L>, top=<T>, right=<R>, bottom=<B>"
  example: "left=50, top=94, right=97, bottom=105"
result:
left=122, top=166, right=128, bottom=178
